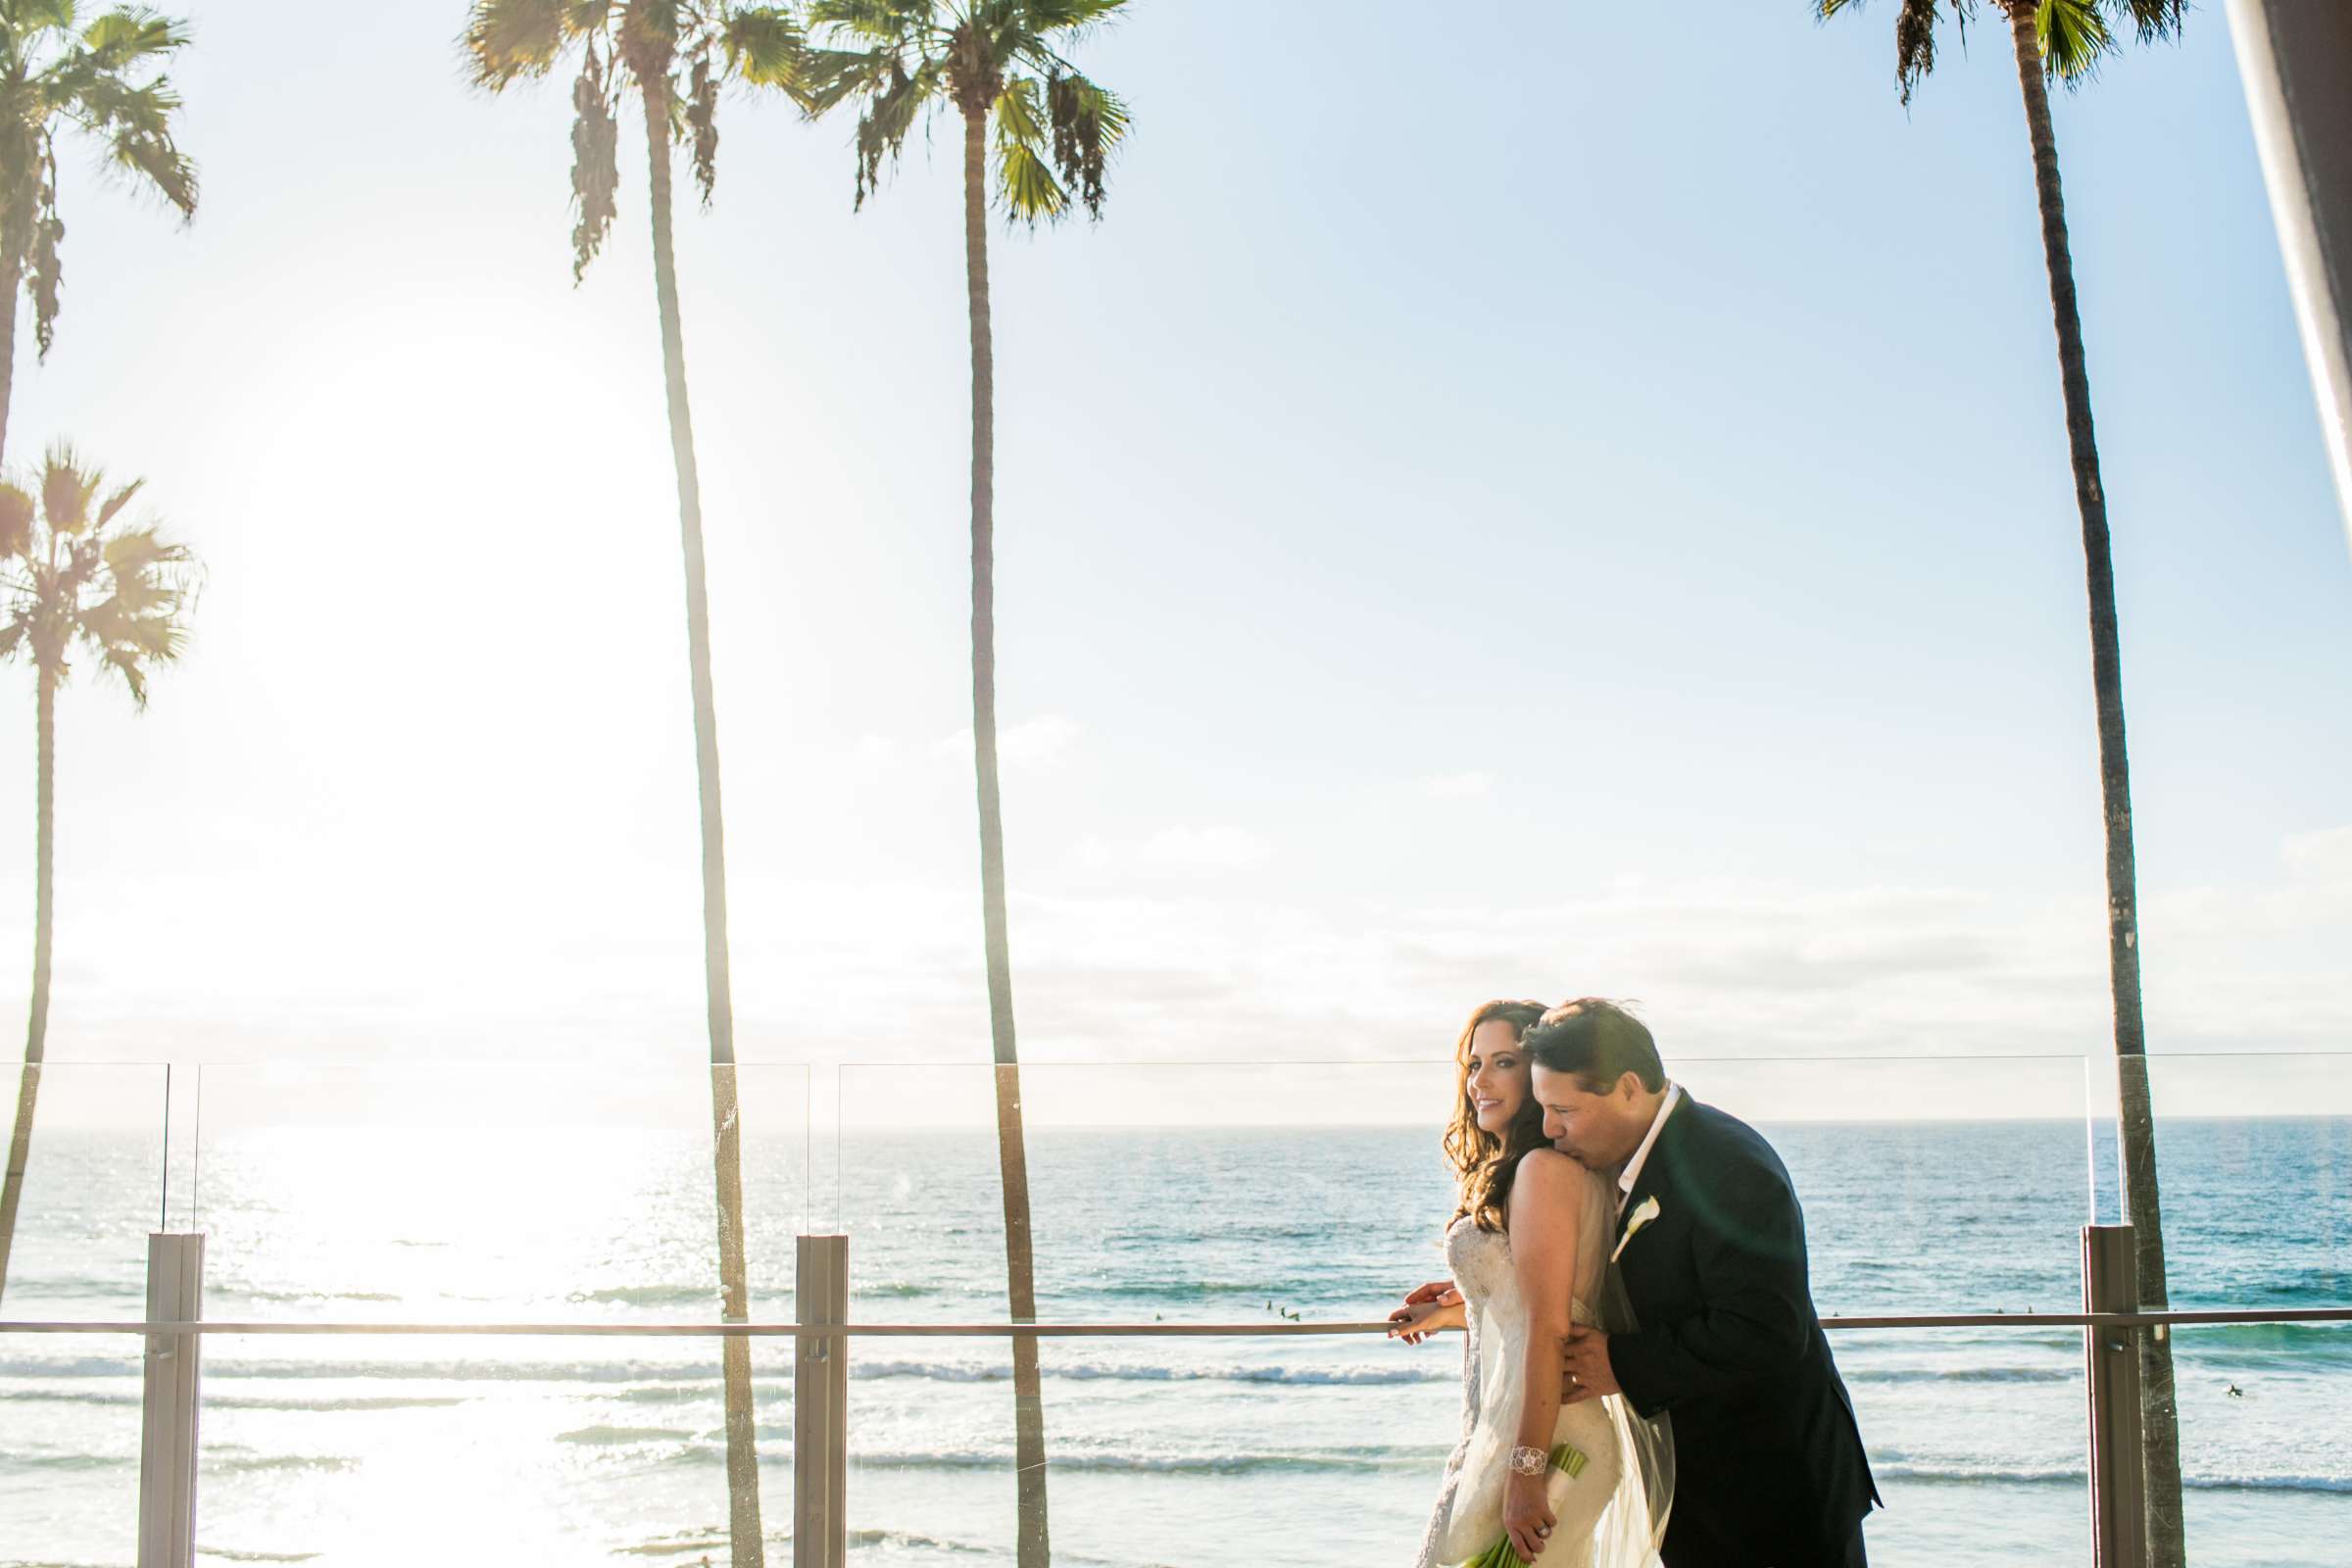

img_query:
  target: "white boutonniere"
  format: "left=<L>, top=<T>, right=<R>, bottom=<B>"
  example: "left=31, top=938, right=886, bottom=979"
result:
left=1611, top=1196, right=1662, bottom=1263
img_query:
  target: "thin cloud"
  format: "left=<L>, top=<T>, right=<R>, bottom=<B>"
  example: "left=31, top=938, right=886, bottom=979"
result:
left=2283, top=824, right=2352, bottom=882
left=1422, top=771, right=1495, bottom=801
left=1137, top=825, right=1273, bottom=871
left=934, top=713, right=1081, bottom=771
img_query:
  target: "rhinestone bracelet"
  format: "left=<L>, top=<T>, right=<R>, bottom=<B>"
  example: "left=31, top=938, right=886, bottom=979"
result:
left=1508, top=1445, right=1548, bottom=1476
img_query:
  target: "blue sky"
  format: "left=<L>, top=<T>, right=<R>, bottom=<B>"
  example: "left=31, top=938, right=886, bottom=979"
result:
left=2, top=0, right=2345, bottom=1102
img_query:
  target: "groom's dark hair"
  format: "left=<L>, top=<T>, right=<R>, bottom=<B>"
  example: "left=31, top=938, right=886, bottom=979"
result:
left=1525, top=999, right=1665, bottom=1094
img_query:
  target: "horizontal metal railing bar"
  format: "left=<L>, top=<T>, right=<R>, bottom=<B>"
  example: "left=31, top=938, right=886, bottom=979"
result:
left=1821, top=1307, right=2352, bottom=1329
left=0, top=1320, right=1395, bottom=1338
left=4, top=1306, right=2349, bottom=1338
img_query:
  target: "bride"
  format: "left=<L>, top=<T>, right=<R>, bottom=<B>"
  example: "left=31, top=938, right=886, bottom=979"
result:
left=1391, top=1000, right=1672, bottom=1567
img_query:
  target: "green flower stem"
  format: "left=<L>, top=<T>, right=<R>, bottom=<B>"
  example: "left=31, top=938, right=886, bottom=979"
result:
left=1458, top=1444, right=1590, bottom=1567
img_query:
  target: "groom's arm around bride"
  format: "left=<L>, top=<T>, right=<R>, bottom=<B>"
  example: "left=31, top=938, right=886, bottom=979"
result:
left=1531, top=1001, right=1880, bottom=1568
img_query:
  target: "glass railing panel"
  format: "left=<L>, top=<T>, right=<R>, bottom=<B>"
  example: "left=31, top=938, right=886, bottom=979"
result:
left=0, top=1060, right=172, bottom=1315
left=2110, top=1052, right=2352, bottom=1563
left=836, top=1057, right=1455, bottom=1562
left=186, top=1328, right=800, bottom=1566
left=191, top=1061, right=807, bottom=1318
left=1669, top=1054, right=2096, bottom=1313
left=184, top=1061, right=807, bottom=1563
left=836, top=1058, right=1457, bottom=1320
left=2088, top=1051, right=2350, bottom=1304
left=836, top=1054, right=2095, bottom=1565
left=0, top=1061, right=170, bottom=1567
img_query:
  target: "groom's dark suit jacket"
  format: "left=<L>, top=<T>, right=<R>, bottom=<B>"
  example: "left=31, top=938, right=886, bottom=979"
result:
left=1607, top=1095, right=1879, bottom=1567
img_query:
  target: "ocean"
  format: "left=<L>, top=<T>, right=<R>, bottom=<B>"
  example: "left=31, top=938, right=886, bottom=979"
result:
left=2, top=1103, right=2346, bottom=1567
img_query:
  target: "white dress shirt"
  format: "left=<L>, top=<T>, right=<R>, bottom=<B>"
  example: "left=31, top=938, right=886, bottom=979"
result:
left=1616, top=1081, right=1682, bottom=1213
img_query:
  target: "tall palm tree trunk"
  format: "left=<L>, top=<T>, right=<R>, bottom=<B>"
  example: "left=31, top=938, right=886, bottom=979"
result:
left=962, top=102, right=1051, bottom=1568
left=0, top=662, right=54, bottom=1303
left=640, top=77, right=764, bottom=1568
left=0, top=264, right=20, bottom=472
left=2003, top=6, right=2185, bottom=1560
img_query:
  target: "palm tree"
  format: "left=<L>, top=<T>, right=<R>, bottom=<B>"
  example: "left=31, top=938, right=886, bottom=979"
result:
left=1819, top=0, right=2188, bottom=1558
left=0, top=443, right=191, bottom=1302
left=460, top=6, right=792, bottom=1561
left=733, top=5, right=1129, bottom=1559
left=0, top=4, right=200, bottom=468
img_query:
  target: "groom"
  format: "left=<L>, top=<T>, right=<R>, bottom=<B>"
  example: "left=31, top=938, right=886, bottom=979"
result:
left=1528, top=1000, right=1879, bottom=1568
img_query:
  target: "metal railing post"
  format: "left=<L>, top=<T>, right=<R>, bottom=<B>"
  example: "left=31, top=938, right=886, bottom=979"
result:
left=137, top=1233, right=204, bottom=1568
left=794, top=1235, right=848, bottom=1568
left=2083, top=1224, right=2147, bottom=1568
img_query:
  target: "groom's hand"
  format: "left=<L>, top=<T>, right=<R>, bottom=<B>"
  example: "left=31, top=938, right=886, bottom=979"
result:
left=1402, top=1280, right=1460, bottom=1308
left=1561, top=1326, right=1620, bottom=1403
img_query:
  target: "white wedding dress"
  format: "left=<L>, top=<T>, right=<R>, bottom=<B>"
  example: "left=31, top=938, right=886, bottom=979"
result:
left=1412, top=1163, right=1672, bottom=1568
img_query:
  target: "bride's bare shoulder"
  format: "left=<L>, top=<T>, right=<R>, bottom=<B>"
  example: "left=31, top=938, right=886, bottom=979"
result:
left=1508, top=1147, right=1584, bottom=1206
left=1508, top=1148, right=1614, bottom=1226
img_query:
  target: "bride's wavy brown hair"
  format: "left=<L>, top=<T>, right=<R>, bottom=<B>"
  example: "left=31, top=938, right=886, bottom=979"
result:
left=1443, top=999, right=1550, bottom=1234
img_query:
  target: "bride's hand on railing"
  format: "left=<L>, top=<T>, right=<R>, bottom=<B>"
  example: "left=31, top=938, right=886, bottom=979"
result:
left=1388, top=1285, right=1464, bottom=1345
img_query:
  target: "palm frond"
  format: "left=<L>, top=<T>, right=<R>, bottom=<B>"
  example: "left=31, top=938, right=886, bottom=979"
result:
left=96, top=643, right=148, bottom=705
left=87, top=575, right=161, bottom=620
left=39, top=446, right=95, bottom=534
left=105, top=121, right=196, bottom=216
left=1043, top=68, right=1119, bottom=217
left=42, top=39, right=199, bottom=215
left=100, top=523, right=185, bottom=578
left=993, top=74, right=1066, bottom=222
left=2040, top=0, right=2114, bottom=83
left=1018, top=0, right=1126, bottom=35
left=18, top=1, right=82, bottom=39
left=0, top=486, right=33, bottom=560
left=808, top=0, right=929, bottom=48
left=993, top=71, right=1046, bottom=147
left=568, top=40, right=619, bottom=278
left=1894, top=0, right=1945, bottom=104
left=134, top=608, right=185, bottom=661
left=996, top=135, right=1065, bottom=221
left=79, top=7, right=191, bottom=70
left=462, top=0, right=588, bottom=88
left=0, top=620, right=26, bottom=665
left=24, top=141, right=63, bottom=357
left=793, top=43, right=897, bottom=114
left=722, top=6, right=805, bottom=89
left=851, top=55, right=942, bottom=208
left=93, top=476, right=141, bottom=529
left=2114, top=0, right=2184, bottom=44
left=1818, top=0, right=1979, bottom=104
left=685, top=41, right=719, bottom=204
